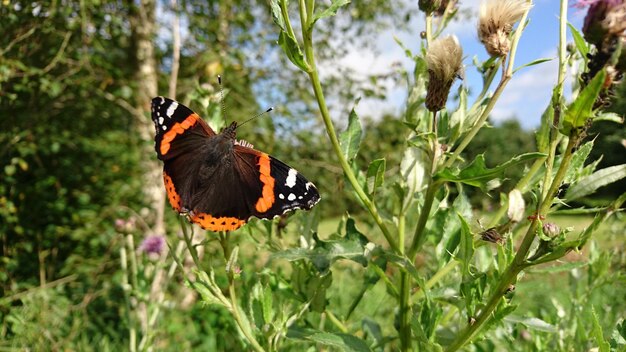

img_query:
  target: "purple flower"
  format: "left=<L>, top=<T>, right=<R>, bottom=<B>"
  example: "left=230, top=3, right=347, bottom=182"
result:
left=139, top=235, right=166, bottom=255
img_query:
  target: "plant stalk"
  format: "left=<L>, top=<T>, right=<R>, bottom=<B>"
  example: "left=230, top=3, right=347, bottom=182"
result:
left=298, top=4, right=398, bottom=252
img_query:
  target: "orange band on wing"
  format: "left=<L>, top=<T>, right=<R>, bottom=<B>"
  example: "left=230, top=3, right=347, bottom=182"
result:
left=160, top=114, right=199, bottom=155
left=163, top=171, right=182, bottom=211
left=190, top=212, right=246, bottom=232
left=255, top=153, right=275, bottom=213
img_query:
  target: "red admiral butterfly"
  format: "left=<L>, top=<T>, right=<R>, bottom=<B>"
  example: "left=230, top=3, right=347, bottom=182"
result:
left=151, top=97, right=320, bottom=232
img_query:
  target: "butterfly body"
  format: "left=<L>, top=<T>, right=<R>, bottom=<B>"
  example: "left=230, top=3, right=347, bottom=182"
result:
left=151, top=97, right=320, bottom=232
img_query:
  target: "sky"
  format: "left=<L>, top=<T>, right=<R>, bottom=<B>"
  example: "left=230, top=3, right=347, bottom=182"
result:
left=334, top=0, right=587, bottom=130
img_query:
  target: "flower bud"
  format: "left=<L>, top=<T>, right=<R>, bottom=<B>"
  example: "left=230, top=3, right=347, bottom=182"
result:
left=139, top=235, right=166, bottom=255
left=425, top=35, right=463, bottom=112
left=478, top=0, right=532, bottom=57
left=582, top=0, right=626, bottom=47
left=542, top=222, right=560, bottom=238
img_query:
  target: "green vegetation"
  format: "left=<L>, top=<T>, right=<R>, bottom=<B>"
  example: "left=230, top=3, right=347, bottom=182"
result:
left=2, top=0, right=625, bottom=351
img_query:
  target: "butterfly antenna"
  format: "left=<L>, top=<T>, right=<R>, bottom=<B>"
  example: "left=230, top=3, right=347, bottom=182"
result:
left=218, top=75, right=228, bottom=121
left=237, top=106, right=274, bottom=128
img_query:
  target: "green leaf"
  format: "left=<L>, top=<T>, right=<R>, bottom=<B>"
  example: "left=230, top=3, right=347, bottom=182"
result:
left=566, top=164, right=626, bottom=201
left=457, top=214, right=474, bottom=276
left=595, top=112, right=624, bottom=123
left=269, top=0, right=285, bottom=30
left=513, top=57, right=553, bottom=74
left=339, top=99, right=363, bottom=162
left=591, top=308, right=611, bottom=352
left=366, top=158, right=385, bottom=195
left=564, top=141, right=594, bottom=184
left=504, top=316, right=557, bottom=333
left=536, top=97, right=554, bottom=153
left=435, top=153, right=546, bottom=189
left=278, top=31, right=310, bottom=72
left=287, top=326, right=372, bottom=352
left=527, top=261, right=588, bottom=274
left=310, top=0, right=351, bottom=28
left=271, top=218, right=370, bottom=273
left=568, top=22, right=589, bottom=60
left=562, top=70, right=606, bottom=134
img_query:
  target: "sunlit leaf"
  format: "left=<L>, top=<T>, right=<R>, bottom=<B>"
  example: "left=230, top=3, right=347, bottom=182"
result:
left=339, top=99, right=363, bottom=162
left=435, top=153, right=546, bottom=189
left=505, top=316, right=558, bottom=333
left=278, top=31, right=310, bottom=72
left=562, top=70, right=606, bottom=135
left=568, top=23, right=589, bottom=60
left=271, top=218, right=370, bottom=273
left=566, top=164, right=626, bottom=201
left=287, top=326, right=372, bottom=352
left=366, top=158, right=385, bottom=195
left=310, top=0, right=351, bottom=28
left=513, top=57, right=553, bottom=73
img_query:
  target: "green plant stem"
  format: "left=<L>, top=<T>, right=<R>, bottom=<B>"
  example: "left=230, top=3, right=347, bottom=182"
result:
left=229, top=281, right=265, bottom=352
left=325, top=310, right=348, bottom=333
left=408, top=183, right=438, bottom=258
left=410, top=260, right=458, bottom=304
left=120, top=245, right=137, bottom=352
left=446, top=134, right=579, bottom=351
left=298, top=6, right=398, bottom=252
left=443, top=2, right=531, bottom=170
left=425, top=14, right=433, bottom=43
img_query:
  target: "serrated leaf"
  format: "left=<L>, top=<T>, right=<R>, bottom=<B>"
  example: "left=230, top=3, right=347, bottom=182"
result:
left=566, top=164, right=626, bottom=201
left=564, top=140, right=594, bottom=184
left=591, top=308, right=611, bottom=352
left=505, top=316, right=558, bottom=333
left=435, top=153, right=546, bottom=189
left=339, top=99, right=363, bottom=162
left=513, top=57, right=553, bottom=74
left=287, top=326, right=372, bottom=352
left=310, top=0, right=351, bottom=28
left=562, top=70, right=606, bottom=134
left=366, top=158, right=385, bottom=195
left=568, top=22, right=589, bottom=60
left=278, top=31, right=310, bottom=72
left=271, top=218, right=370, bottom=273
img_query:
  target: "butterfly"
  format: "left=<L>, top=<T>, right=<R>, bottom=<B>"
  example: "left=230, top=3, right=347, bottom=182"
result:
left=151, top=97, right=320, bottom=232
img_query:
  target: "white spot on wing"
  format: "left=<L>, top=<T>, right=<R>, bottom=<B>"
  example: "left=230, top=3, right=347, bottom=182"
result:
left=305, top=182, right=314, bottom=190
left=288, top=193, right=296, bottom=201
left=279, top=194, right=285, bottom=200
left=285, top=168, right=298, bottom=188
left=159, top=97, right=165, bottom=105
left=162, top=125, right=167, bottom=130
left=166, top=101, right=178, bottom=118
left=158, top=116, right=164, bottom=125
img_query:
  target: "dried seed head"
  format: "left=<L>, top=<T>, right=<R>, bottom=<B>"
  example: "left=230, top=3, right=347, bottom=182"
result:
left=425, top=35, right=463, bottom=112
left=419, top=0, right=443, bottom=14
left=478, top=0, right=532, bottom=57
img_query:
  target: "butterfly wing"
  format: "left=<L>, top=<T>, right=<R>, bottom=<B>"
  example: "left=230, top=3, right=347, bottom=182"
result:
left=152, top=97, right=215, bottom=212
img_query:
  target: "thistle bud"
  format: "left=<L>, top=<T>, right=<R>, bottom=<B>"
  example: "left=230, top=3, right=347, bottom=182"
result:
left=582, top=0, right=626, bottom=47
left=542, top=222, right=560, bottom=238
left=425, top=35, right=463, bottom=112
left=478, top=0, right=532, bottom=57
